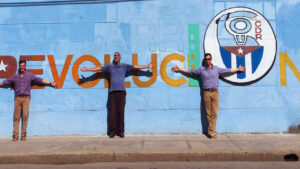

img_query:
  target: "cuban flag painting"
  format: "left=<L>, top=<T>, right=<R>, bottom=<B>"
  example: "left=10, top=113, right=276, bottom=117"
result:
left=220, top=46, right=264, bottom=79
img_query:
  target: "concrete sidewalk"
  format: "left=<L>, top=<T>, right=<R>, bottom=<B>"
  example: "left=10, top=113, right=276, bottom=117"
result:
left=0, top=134, right=299, bottom=164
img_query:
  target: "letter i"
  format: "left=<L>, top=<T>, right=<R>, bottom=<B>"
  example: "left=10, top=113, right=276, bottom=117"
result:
left=188, top=24, right=201, bottom=87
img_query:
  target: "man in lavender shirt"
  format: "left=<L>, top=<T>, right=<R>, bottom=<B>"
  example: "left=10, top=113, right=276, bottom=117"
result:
left=81, top=52, right=152, bottom=138
left=0, top=60, right=56, bottom=142
left=172, top=53, right=245, bottom=139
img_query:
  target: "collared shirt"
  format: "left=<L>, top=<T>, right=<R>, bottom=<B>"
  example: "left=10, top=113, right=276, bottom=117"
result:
left=3, top=71, right=43, bottom=96
left=188, top=65, right=231, bottom=89
left=101, top=63, right=134, bottom=92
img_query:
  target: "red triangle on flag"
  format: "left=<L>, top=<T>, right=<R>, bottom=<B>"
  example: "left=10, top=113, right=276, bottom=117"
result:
left=221, top=46, right=262, bottom=57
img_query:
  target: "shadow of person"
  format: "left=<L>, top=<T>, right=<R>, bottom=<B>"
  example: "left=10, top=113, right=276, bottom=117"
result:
left=126, top=69, right=153, bottom=77
left=76, top=72, right=111, bottom=135
left=177, top=59, right=209, bottom=135
left=0, top=84, right=11, bottom=89
left=77, top=69, right=153, bottom=136
left=77, top=73, right=103, bottom=85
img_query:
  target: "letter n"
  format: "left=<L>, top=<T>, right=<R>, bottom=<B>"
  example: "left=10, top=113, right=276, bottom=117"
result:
left=279, top=52, right=300, bottom=86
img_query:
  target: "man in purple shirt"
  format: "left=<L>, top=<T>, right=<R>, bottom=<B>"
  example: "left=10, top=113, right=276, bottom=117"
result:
left=172, top=53, right=245, bottom=139
left=0, top=60, right=56, bottom=142
left=81, top=52, right=152, bottom=138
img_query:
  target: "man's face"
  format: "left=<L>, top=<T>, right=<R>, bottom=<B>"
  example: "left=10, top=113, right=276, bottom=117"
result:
left=19, top=63, right=26, bottom=73
left=113, top=52, right=121, bottom=63
left=205, top=55, right=212, bottom=65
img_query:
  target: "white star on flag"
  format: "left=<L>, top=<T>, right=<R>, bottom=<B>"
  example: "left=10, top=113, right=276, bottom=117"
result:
left=0, top=60, right=8, bottom=72
left=237, top=47, right=244, bottom=54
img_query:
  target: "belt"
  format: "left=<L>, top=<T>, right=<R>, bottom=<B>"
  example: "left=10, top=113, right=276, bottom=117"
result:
left=110, top=90, right=126, bottom=93
left=16, top=94, right=30, bottom=97
left=203, top=88, right=218, bottom=92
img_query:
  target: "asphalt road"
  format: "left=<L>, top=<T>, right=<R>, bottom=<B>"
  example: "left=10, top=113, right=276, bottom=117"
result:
left=0, top=162, right=299, bottom=169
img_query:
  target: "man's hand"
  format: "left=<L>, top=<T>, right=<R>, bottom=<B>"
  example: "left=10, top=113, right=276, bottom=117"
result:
left=50, top=81, right=57, bottom=87
left=171, top=65, right=180, bottom=72
left=80, top=66, right=87, bottom=72
left=238, top=65, right=246, bottom=72
left=147, top=63, right=153, bottom=69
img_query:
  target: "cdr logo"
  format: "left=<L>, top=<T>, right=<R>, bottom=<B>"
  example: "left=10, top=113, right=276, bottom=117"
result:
left=204, top=7, right=277, bottom=85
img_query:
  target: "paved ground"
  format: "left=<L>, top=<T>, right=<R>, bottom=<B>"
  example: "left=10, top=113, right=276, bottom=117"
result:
left=0, top=134, right=299, bottom=164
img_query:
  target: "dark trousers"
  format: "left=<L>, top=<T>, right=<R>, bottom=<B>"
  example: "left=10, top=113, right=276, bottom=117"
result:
left=108, top=91, right=126, bottom=135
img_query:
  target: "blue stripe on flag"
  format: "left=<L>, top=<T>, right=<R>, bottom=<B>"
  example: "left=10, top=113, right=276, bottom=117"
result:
left=251, top=46, right=264, bottom=74
left=220, top=47, right=231, bottom=68
left=236, top=56, right=245, bottom=79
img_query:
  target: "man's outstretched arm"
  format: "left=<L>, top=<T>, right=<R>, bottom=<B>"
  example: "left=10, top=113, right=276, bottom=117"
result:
left=0, top=78, right=14, bottom=87
left=231, top=65, right=246, bottom=73
left=80, top=66, right=101, bottom=72
left=171, top=65, right=189, bottom=73
left=133, top=63, right=153, bottom=69
left=42, top=80, right=57, bottom=87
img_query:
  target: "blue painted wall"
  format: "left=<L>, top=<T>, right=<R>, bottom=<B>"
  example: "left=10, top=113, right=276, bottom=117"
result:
left=0, top=0, right=299, bottom=136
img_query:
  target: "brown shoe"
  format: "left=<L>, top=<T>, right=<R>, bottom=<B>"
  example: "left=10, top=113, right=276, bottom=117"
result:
left=207, top=132, right=217, bottom=139
left=21, top=135, right=26, bottom=141
left=12, top=135, right=18, bottom=142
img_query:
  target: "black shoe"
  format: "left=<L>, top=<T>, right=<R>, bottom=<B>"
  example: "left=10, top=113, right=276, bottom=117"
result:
left=117, top=133, right=125, bottom=138
left=109, top=133, right=115, bottom=138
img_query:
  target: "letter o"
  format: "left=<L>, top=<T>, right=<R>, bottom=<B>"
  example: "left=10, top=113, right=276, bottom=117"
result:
left=72, top=55, right=101, bottom=88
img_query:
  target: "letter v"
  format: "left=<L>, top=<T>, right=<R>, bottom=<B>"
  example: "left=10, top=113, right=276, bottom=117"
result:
left=48, top=55, right=73, bottom=89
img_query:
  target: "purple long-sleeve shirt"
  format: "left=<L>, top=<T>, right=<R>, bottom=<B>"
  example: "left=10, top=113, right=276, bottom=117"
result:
left=3, top=71, right=43, bottom=96
left=188, top=65, right=231, bottom=89
left=101, top=63, right=134, bottom=92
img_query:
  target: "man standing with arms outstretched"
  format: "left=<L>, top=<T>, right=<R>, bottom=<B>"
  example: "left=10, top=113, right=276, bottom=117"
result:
left=0, top=60, right=56, bottom=142
left=171, top=53, right=245, bottom=139
left=81, top=52, right=152, bottom=138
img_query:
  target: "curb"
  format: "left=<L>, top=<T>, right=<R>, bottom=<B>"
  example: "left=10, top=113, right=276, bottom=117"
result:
left=0, top=152, right=296, bottom=164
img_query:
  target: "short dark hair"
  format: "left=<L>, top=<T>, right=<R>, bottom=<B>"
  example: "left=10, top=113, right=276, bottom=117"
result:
left=204, top=53, right=212, bottom=58
left=19, top=60, right=26, bottom=65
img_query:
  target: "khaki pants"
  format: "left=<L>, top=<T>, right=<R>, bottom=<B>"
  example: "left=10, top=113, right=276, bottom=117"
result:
left=203, top=91, right=219, bottom=134
left=13, top=96, right=30, bottom=137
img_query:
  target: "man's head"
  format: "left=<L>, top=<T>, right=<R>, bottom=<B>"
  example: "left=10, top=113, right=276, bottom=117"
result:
left=204, top=53, right=212, bottom=67
left=19, top=60, right=26, bottom=73
left=113, top=52, right=121, bottom=64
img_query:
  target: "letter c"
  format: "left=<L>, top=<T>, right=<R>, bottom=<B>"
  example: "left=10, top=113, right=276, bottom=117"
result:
left=160, top=53, right=187, bottom=87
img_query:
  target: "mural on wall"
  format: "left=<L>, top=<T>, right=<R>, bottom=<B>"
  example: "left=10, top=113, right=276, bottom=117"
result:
left=0, top=0, right=300, bottom=136
left=0, top=7, right=278, bottom=88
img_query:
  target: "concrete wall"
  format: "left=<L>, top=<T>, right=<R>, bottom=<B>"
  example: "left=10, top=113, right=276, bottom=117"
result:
left=0, top=0, right=299, bottom=136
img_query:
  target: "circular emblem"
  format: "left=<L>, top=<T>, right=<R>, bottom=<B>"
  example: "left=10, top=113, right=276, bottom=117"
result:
left=204, top=7, right=277, bottom=85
